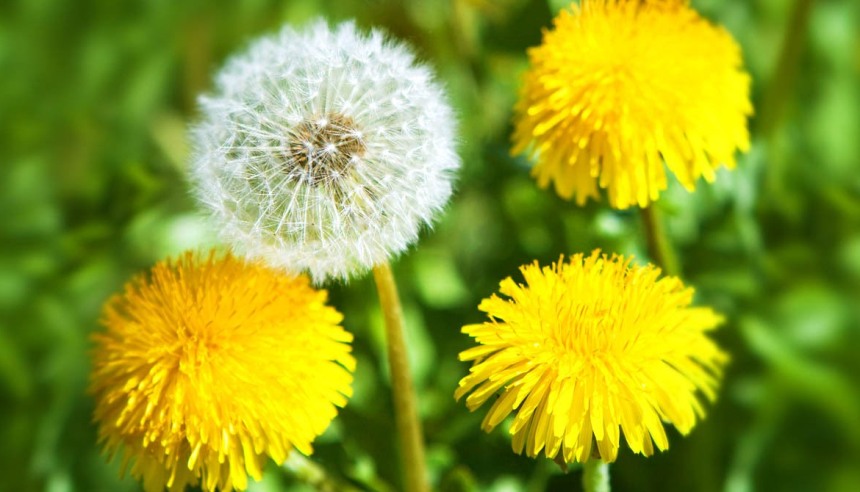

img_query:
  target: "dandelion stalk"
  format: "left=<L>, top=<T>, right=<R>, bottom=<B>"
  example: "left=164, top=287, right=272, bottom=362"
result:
left=640, top=205, right=680, bottom=277
left=758, top=0, right=815, bottom=138
left=373, top=261, right=428, bottom=492
left=583, top=460, right=610, bottom=492
left=760, top=0, right=815, bottom=196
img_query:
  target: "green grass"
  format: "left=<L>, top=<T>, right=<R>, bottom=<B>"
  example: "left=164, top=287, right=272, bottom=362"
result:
left=2, top=0, right=859, bottom=490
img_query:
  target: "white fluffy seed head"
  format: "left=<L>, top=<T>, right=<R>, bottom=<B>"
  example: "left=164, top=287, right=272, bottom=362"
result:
left=190, top=20, right=459, bottom=282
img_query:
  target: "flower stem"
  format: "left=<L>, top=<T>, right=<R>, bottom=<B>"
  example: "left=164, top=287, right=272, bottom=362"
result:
left=582, top=459, right=610, bottom=492
left=757, top=0, right=815, bottom=139
left=640, top=205, right=680, bottom=277
left=373, top=262, right=428, bottom=492
left=759, top=0, right=815, bottom=197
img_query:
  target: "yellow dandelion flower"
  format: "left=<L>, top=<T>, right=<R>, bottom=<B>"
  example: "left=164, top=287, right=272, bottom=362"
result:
left=90, top=251, right=355, bottom=492
left=455, top=250, right=727, bottom=463
left=512, top=0, right=752, bottom=209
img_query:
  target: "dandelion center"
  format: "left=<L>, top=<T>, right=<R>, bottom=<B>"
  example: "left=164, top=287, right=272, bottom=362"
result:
left=286, top=113, right=365, bottom=183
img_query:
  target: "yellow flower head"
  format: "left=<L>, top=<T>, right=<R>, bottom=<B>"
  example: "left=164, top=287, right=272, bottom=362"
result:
left=90, top=251, right=355, bottom=492
left=455, top=251, right=727, bottom=463
left=512, top=0, right=752, bottom=209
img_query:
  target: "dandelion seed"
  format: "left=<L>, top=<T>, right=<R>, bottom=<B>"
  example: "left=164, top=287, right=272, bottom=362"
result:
left=512, top=0, right=752, bottom=209
left=90, top=251, right=355, bottom=491
left=190, top=21, right=459, bottom=282
left=455, top=251, right=727, bottom=463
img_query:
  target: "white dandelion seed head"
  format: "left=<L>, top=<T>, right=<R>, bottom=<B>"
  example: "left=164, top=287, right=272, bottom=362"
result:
left=190, top=20, right=459, bottom=282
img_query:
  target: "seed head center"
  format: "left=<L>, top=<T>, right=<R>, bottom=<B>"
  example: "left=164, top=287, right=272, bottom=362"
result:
left=286, top=113, right=365, bottom=183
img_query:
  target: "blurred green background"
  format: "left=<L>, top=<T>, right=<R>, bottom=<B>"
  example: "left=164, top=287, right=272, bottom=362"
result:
left=2, top=0, right=859, bottom=491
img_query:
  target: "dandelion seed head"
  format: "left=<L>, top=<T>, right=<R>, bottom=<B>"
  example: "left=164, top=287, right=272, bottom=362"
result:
left=191, top=21, right=459, bottom=282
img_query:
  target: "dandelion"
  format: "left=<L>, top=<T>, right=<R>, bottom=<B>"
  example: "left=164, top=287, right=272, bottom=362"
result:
left=190, top=21, right=459, bottom=491
left=190, top=20, right=459, bottom=282
left=455, top=250, right=727, bottom=464
left=90, top=251, right=355, bottom=492
left=512, top=0, right=752, bottom=209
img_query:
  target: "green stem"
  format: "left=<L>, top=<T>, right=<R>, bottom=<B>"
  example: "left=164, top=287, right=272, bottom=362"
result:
left=640, top=205, right=680, bottom=277
left=758, top=0, right=816, bottom=197
left=582, top=459, right=610, bottom=492
left=373, top=262, right=428, bottom=492
left=757, top=0, right=816, bottom=138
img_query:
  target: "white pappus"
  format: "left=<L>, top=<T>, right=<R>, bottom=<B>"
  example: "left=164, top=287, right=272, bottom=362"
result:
left=190, top=21, right=460, bottom=282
